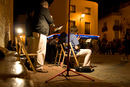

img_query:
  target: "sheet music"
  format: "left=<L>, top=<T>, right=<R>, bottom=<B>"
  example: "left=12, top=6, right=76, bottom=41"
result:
left=54, top=25, right=63, bottom=32
left=85, top=38, right=92, bottom=42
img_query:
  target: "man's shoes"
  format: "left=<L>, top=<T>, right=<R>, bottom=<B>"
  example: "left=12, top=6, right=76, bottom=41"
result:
left=36, top=68, right=48, bottom=73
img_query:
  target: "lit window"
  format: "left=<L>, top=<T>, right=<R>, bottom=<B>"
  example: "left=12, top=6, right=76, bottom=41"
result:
left=85, top=22, right=90, bottom=34
left=70, top=5, right=76, bottom=13
left=85, top=7, right=91, bottom=15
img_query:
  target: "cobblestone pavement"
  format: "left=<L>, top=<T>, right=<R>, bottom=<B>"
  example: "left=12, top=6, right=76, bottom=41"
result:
left=28, top=54, right=130, bottom=87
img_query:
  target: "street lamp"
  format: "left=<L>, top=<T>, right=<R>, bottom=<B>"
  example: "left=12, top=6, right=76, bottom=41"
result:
left=80, top=13, right=85, bottom=21
left=17, top=28, right=23, bottom=34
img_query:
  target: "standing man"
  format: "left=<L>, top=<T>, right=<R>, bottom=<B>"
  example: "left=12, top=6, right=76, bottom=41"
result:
left=32, top=0, right=53, bottom=72
left=66, top=26, right=92, bottom=66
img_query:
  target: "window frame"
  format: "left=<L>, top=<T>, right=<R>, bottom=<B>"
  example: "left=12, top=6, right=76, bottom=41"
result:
left=85, top=22, right=90, bottom=34
left=70, top=5, right=76, bottom=13
left=85, top=7, right=91, bottom=15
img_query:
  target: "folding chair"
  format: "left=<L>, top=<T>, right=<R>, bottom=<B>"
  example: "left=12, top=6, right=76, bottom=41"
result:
left=54, top=44, right=60, bottom=65
left=62, top=42, right=79, bottom=67
left=54, top=44, right=66, bottom=65
left=15, top=37, right=36, bottom=72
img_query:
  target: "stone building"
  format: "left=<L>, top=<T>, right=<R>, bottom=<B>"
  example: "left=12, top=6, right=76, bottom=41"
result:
left=98, top=1, right=130, bottom=42
left=0, top=0, right=13, bottom=47
left=98, top=12, right=122, bottom=42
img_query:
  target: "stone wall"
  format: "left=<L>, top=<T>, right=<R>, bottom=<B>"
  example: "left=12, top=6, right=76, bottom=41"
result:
left=0, top=0, right=13, bottom=47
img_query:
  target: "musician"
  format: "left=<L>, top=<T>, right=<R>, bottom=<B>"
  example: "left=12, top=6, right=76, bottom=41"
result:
left=65, top=26, right=92, bottom=66
left=27, top=0, right=53, bottom=73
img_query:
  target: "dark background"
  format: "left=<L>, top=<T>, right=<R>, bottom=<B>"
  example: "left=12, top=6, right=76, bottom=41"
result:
left=90, top=0, right=130, bottom=18
left=14, top=0, right=39, bottom=15
left=14, top=0, right=130, bottom=18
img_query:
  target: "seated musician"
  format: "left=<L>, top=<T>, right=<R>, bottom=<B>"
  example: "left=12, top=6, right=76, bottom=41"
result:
left=65, top=25, right=92, bottom=66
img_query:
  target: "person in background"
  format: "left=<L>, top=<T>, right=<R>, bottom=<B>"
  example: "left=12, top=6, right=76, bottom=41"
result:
left=25, top=8, right=34, bottom=40
left=65, top=26, right=92, bottom=67
left=58, top=32, right=67, bottom=45
left=121, top=29, right=130, bottom=61
left=28, top=0, right=54, bottom=73
left=25, top=8, right=35, bottom=52
left=46, top=35, right=58, bottom=63
left=49, top=35, right=58, bottom=46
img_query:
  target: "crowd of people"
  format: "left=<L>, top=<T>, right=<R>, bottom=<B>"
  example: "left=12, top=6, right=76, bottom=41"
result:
left=80, top=39, right=126, bottom=55
left=97, top=39, right=125, bottom=55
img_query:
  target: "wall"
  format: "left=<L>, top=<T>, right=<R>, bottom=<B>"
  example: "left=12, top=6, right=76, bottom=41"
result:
left=120, top=5, right=130, bottom=31
left=98, top=13, right=121, bottom=42
left=49, top=0, right=98, bottom=35
left=49, top=0, right=68, bottom=34
left=98, top=1, right=130, bottom=42
left=70, top=0, right=98, bottom=35
left=0, top=0, right=13, bottom=47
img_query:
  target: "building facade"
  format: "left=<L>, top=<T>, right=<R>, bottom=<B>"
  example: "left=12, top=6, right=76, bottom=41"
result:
left=98, top=1, right=130, bottom=42
left=49, top=0, right=98, bottom=35
left=120, top=2, right=130, bottom=39
left=98, top=13, right=122, bottom=42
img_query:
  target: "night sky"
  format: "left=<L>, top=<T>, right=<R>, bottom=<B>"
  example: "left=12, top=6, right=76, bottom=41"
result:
left=90, top=0, right=130, bottom=18
left=14, top=0, right=130, bottom=18
left=14, top=0, right=39, bottom=15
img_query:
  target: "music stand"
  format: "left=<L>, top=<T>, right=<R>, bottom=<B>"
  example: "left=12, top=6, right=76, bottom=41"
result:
left=45, top=0, right=94, bottom=83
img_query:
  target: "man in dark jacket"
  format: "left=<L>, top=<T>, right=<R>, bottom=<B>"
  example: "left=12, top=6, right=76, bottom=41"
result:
left=34, top=0, right=53, bottom=36
left=28, top=0, right=53, bottom=73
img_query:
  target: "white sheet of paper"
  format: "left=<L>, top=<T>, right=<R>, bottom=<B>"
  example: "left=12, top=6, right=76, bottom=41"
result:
left=85, top=39, right=92, bottom=42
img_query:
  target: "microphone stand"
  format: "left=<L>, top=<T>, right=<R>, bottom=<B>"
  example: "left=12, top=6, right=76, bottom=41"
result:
left=45, top=0, right=94, bottom=83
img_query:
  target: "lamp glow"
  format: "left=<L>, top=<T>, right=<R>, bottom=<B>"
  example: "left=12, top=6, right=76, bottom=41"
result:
left=80, top=13, right=85, bottom=21
left=17, top=28, right=23, bottom=34
left=81, top=13, right=85, bottom=18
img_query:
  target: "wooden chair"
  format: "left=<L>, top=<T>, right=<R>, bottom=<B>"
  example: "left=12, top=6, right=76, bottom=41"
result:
left=15, top=37, right=36, bottom=72
left=54, top=44, right=66, bottom=65
left=62, top=42, right=79, bottom=67
left=54, top=44, right=60, bottom=65
left=60, top=44, right=67, bottom=66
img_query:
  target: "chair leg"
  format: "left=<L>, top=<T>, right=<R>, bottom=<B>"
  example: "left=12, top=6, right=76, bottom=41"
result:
left=61, top=54, right=66, bottom=67
left=58, top=50, right=62, bottom=65
left=54, top=49, right=58, bottom=64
